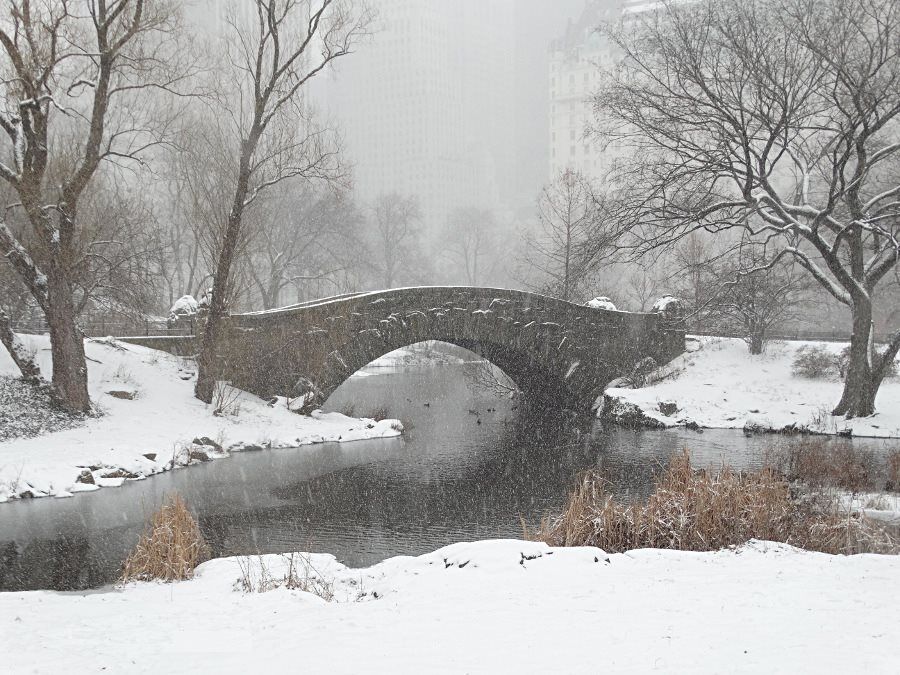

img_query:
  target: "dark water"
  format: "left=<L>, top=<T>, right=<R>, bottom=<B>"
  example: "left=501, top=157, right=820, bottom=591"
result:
left=1, top=362, right=895, bottom=591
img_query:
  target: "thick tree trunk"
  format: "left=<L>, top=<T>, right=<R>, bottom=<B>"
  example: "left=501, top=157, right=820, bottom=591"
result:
left=195, top=119, right=264, bottom=405
left=45, top=271, right=91, bottom=413
left=833, top=301, right=878, bottom=418
left=748, top=329, right=765, bottom=355
left=0, top=309, right=44, bottom=383
left=194, top=244, right=235, bottom=403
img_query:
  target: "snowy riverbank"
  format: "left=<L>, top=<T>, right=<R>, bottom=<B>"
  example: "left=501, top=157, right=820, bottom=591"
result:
left=603, top=336, right=900, bottom=438
left=0, top=335, right=402, bottom=503
left=1, top=538, right=897, bottom=673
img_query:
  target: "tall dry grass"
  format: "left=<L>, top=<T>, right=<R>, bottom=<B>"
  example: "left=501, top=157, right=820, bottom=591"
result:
left=768, top=437, right=900, bottom=493
left=121, top=493, right=210, bottom=582
left=531, top=450, right=896, bottom=555
left=770, top=438, right=875, bottom=492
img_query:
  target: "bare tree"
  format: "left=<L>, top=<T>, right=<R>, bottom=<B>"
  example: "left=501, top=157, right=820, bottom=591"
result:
left=442, top=207, right=497, bottom=287
left=622, top=265, right=662, bottom=312
left=670, top=233, right=723, bottom=330
left=0, top=0, right=190, bottom=411
left=709, top=241, right=811, bottom=354
left=194, top=0, right=372, bottom=402
left=519, top=169, right=597, bottom=301
left=368, top=191, right=421, bottom=289
left=247, top=184, right=364, bottom=308
left=593, top=0, right=900, bottom=416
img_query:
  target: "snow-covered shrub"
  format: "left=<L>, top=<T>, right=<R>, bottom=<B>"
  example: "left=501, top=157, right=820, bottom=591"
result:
left=167, top=295, right=199, bottom=327
left=0, top=376, right=85, bottom=442
left=651, top=295, right=681, bottom=312
left=236, top=553, right=335, bottom=599
left=791, top=345, right=837, bottom=379
left=212, top=381, right=242, bottom=417
left=586, top=296, right=617, bottom=310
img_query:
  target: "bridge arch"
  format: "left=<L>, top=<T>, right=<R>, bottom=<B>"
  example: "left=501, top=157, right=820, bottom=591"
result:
left=216, top=287, right=684, bottom=413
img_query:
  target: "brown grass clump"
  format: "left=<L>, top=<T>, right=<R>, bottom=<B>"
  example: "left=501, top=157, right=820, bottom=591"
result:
left=121, top=493, right=210, bottom=582
left=532, top=450, right=896, bottom=555
left=770, top=438, right=877, bottom=492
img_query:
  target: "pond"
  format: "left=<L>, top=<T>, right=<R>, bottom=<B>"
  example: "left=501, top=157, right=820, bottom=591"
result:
left=1, top=358, right=894, bottom=591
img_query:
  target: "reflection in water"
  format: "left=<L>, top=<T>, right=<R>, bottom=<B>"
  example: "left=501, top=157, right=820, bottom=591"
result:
left=1, top=362, right=894, bottom=591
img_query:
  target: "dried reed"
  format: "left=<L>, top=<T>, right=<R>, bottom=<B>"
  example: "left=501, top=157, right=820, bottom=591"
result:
left=121, top=493, right=210, bottom=582
left=532, top=450, right=896, bottom=555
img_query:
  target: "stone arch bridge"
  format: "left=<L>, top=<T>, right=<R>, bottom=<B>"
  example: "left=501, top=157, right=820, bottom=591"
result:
left=199, top=286, right=684, bottom=413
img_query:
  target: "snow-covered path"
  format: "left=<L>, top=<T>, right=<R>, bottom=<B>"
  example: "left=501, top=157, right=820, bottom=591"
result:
left=2, top=539, right=897, bottom=674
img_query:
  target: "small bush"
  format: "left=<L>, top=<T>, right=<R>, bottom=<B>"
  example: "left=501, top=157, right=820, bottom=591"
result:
left=791, top=345, right=837, bottom=379
left=836, top=346, right=899, bottom=380
left=121, top=493, right=209, bottom=582
left=531, top=450, right=895, bottom=555
left=366, top=406, right=390, bottom=422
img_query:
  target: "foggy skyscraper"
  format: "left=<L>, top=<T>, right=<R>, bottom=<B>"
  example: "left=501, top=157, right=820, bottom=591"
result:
left=323, top=0, right=517, bottom=235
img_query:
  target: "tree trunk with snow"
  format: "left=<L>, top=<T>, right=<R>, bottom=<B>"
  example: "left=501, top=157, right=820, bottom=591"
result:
left=195, top=147, right=255, bottom=403
left=44, top=269, right=90, bottom=411
left=0, top=308, right=43, bottom=384
left=833, top=300, right=900, bottom=417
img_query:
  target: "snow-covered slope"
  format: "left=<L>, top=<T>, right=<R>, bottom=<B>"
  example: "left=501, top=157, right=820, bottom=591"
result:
left=605, top=336, right=900, bottom=438
left=1, top=539, right=897, bottom=673
left=0, top=335, right=402, bottom=502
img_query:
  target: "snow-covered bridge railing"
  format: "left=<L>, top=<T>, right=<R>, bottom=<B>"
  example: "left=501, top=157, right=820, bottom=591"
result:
left=208, top=286, right=685, bottom=413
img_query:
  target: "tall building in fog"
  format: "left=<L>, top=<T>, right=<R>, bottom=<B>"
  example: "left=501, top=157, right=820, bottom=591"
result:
left=548, top=2, right=623, bottom=181
left=548, top=1, right=678, bottom=182
left=324, top=0, right=516, bottom=235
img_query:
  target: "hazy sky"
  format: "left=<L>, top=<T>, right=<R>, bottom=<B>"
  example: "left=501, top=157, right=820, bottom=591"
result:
left=188, top=0, right=611, bottom=228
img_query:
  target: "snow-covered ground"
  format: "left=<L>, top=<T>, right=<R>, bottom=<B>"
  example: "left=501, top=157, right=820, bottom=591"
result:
left=1, top=538, right=897, bottom=673
left=605, top=337, right=900, bottom=438
left=0, top=335, right=402, bottom=502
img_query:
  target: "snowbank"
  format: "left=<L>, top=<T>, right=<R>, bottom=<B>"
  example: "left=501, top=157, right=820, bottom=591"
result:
left=603, top=336, right=900, bottom=438
left=0, top=335, right=402, bottom=502
left=1, top=538, right=897, bottom=673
